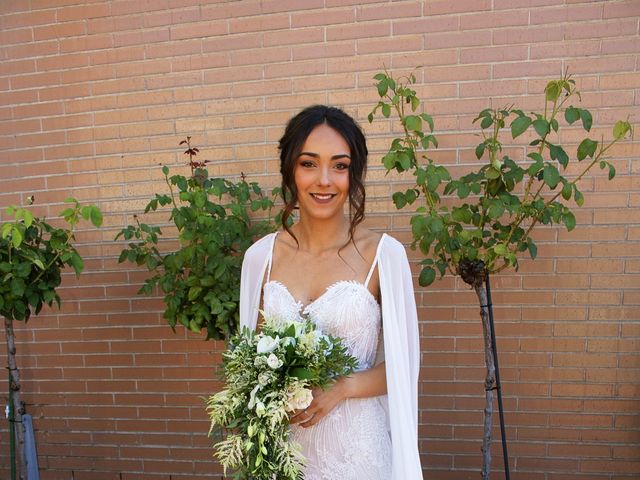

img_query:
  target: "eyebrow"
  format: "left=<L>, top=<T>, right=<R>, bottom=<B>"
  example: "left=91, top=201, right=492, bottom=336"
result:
left=298, top=152, right=351, bottom=160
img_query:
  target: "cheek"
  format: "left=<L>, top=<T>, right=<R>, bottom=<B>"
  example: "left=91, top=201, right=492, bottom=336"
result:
left=294, top=168, right=313, bottom=193
left=336, top=172, right=350, bottom=192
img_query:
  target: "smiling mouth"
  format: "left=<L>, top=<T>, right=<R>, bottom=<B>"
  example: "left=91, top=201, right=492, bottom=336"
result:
left=310, top=193, right=336, bottom=201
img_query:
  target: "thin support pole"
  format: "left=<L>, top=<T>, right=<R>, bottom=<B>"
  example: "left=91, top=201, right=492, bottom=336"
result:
left=485, top=272, right=511, bottom=480
left=9, top=370, right=17, bottom=480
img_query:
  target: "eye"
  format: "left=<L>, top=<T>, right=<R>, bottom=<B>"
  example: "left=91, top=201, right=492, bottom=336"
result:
left=335, top=162, right=350, bottom=171
left=299, top=160, right=315, bottom=168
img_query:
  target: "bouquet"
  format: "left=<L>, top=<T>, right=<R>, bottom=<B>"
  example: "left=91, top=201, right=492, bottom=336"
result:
left=207, top=312, right=358, bottom=480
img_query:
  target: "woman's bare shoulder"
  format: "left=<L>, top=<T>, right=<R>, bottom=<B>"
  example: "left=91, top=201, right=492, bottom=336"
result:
left=353, top=228, right=384, bottom=257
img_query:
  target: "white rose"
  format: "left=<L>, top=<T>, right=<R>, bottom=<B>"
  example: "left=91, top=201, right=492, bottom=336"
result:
left=285, top=387, right=313, bottom=412
left=266, top=353, right=283, bottom=370
left=256, top=335, right=280, bottom=354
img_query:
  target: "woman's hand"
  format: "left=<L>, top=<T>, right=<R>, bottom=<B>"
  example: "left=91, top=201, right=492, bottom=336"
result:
left=289, top=363, right=387, bottom=428
left=289, top=379, right=347, bottom=428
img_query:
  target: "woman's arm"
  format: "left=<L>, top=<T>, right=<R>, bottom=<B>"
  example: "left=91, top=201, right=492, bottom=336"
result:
left=290, top=362, right=386, bottom=428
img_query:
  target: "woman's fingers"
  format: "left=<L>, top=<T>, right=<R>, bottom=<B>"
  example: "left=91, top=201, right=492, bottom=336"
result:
left=289, top=407, right=316, bottom=425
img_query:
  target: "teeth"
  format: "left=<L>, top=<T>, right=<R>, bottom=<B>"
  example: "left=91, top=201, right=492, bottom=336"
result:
left=312, top=194, right=333, bottom=200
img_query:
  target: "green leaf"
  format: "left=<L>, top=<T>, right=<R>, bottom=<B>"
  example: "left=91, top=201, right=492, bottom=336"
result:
left=418, top=267, right=436, bottom=287
left=549, top=144, right=569, bottom=168
left=577, top=138, right=598, bottom=161
left=11, top=227, right=23, bottom=248
left=290, top=367, right=314, bottom=380
left=405, top=115, right=422, bottom=132
left=579, top=108, right=593, bottom=132
left=545, top=80, right=561, bottom=102
left=20, top=210, right=33, bottom=228
left=377, top=78, right=388, bottom=97
left=398, top=152, right=412, bottom=171
left=574, top=188, right=584, bottom=207
left=485, top=167, right=501, bottom=180
left=493, top=243, right=508, bottom=255
left=608, top=163, right=616, bottom=180
left=475, top=142, right=485, bottom=160
left=613, top=120, right=631, bottom=140
left=511, top=115, right=531, bottom=138
left=81, top=206, right=91, bottom=221
left=410, top=95, right=419, bottom=111
left=563, top=211, right=576, bottom=231
left=561, top=182, right=572, bottom=200
left=392, top=192, right=407, bottom=209
left=420, top=113, right=434, bottom=132
left=2, top=223, right=12, bottom=239
left=188, top=286, right=202, bottom=301
left=487, top=202, right=505, bottom=219
left=543, top=164, right=561, bottom=189
left=527, top=240, right=537, bottom=260
left=162, top=165, right=169, bottom=175
left=381, top=103, right=391, bottom=118
left=405, top=188, right=418, bottom=205
left=565, top=106, right=580, bottom=125
left=533, top=118, right=550, bottom=137
left=382, top=152, right=396, bottom=170
left=480, top=115, right=493, bottom=130
left=90, top=206, right=103, bottom=227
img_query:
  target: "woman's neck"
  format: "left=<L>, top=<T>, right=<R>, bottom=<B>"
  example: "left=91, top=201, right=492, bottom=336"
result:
left=290, top=216, right=351, bottom=255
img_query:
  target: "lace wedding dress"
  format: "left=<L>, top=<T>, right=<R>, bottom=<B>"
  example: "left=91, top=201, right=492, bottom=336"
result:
left=262, top=233, right=392, bottom=480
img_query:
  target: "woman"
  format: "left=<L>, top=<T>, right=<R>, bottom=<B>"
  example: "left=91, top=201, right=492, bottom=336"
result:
left=239, top=105, right=423, bottom=479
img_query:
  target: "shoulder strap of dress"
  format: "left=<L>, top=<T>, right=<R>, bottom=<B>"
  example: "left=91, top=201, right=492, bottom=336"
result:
left=265, top=231, right=279, bottom=283
left=364, top=233, right=386, bottom=288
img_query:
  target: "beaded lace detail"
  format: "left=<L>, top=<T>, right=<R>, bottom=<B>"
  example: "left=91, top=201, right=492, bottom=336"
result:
left=262, top=236, right=391, bottom=479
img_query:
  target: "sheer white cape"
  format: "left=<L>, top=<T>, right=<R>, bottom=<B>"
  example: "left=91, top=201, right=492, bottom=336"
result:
left=239, top=232, right=423, bottom=479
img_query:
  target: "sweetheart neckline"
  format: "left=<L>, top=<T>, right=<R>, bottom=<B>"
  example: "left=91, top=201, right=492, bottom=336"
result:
left=264, top=279, right=379, bottom=313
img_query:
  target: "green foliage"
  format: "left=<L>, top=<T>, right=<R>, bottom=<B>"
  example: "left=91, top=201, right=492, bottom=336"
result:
left=115, top=137, right=281, bottom=341
left=370, top=70, right=633, bottom=287
left=0, top=198, right=103, bottom=322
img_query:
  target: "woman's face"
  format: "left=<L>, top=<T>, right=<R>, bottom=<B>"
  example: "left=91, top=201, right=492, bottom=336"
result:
left=294, top=123, right=351, bottom=222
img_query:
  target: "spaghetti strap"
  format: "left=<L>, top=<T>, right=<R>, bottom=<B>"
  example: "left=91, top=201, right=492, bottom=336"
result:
left=265, top=231, right=279, bottom=283
left=364, top=234, right=385, bottom=288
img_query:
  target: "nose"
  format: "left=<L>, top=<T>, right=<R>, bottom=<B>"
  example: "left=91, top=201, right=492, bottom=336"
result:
left=317, top=165, right=331, bottom=186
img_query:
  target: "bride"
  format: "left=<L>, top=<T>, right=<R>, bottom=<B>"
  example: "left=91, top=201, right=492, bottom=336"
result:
left=239, top=105, right=423, bottom=479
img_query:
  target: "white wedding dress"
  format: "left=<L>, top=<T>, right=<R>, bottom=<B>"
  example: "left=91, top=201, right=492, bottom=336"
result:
left=240, top=232, right=423, bottom=479
left=262, top=233, right=391, bottom=479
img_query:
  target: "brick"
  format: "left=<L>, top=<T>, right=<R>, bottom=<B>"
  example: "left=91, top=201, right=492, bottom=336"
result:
left=460, top=45, right=529, bottom=64
left=293, top=41, right=355, bottom=61
left=565, top=19, right=637, bottom=40
left=230, top=46, right=290, bottom=67
left=424, top=0, right=491, bottom=16
left=530, top=3, right=603, bottom=24
left=603, top=0, right=640, bottom=18
left=1, top=9, right=56, bottom=29
left=530, top=39, right=601, bottom=60
left=228, top=14, right=290, bottom=34
left=292, top=8, right=355, bottom=27
left=462, top=10, right=529, bottom=30
left=356, top=1, right=421, bottom=21
left=87, top=14, right=143, bottom=34
left=394, top=15, right=459, bottom=36
left=169, top=20, right=226, bottom=41
left=327, top=21, right=391, bottom=41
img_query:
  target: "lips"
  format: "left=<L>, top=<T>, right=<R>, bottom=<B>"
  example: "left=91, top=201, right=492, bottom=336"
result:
left=310, top=193, right=336, bottom=203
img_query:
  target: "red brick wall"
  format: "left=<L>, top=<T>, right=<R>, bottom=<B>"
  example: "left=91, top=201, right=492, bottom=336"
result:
left=1, top=1, right=639, bottom=478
